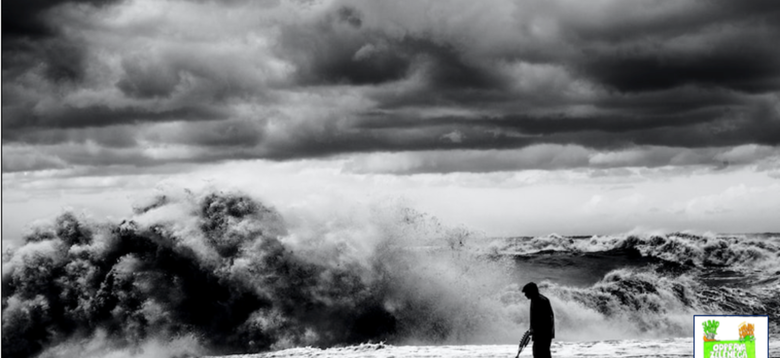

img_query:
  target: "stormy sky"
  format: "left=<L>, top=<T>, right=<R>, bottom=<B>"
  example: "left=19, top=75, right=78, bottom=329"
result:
left=3, top=0, right=780, bottom=239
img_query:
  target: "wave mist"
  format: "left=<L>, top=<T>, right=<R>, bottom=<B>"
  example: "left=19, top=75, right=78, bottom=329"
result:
left=2, top=190, right=510, bottom=357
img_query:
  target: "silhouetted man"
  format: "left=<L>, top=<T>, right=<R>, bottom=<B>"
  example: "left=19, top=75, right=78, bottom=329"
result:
left=523, top=282, right=554, bottom=358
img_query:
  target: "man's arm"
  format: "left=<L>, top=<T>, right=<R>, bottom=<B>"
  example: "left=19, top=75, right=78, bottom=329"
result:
left=529, top=299, right=536, bottom=334
left=547, top=300, right=554, bottom=320
left=546, top=299, right=554, bottom=339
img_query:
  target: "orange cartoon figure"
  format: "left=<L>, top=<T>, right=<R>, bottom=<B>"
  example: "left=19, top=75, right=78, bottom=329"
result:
left=739, top=322, right=755, bottom=341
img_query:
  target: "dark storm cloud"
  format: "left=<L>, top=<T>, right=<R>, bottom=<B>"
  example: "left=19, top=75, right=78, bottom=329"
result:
left=150, top=119, right=267, bottom=148
left=278, top=5, right=507, bottom=91
left=252, top=92, right=780, bottom=165
left=561, top=0, right=780, bottom=43
left=2, top=104, right=229, bottom=132
left=356, top=110, right=721, bottom=137
left=575, top=34, right=780, bottom=94
left=3, top=0, right=780, bottom=172
left=283, top=1, right=780, bottom=95
left=2, top=0, right=121, bottom=39
left=555, top=1, right=780, bottom=94
left=3, top=126, right=139, bottom=148
left=3, top=36, right=91, bottom=84
left=277, top=5, right=407, bottom=85
left=353, top=89, right=780, bottom=149
left=116, top=60, right=183, bottom=99
left=2, top=0, right=123, bottom=84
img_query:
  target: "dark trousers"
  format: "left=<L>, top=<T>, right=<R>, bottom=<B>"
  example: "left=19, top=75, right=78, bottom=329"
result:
left=532, top=338, right=552, bottom=358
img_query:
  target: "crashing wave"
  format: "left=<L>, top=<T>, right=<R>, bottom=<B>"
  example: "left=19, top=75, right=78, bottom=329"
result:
left=492, top=232, right=780, bottom=270
left=1, top=191, right=509, bottom=357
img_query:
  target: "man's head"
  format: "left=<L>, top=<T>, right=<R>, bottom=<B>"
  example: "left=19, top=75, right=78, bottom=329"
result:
left=522, top=282, right=539, bottom=299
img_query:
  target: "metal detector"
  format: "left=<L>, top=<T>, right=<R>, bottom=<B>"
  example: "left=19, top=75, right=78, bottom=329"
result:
left=515, top=330, right=532, bottom=358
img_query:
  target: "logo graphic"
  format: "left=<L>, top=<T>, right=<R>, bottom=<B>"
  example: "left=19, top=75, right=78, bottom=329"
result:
left=694, top=316, right=768, bottom=358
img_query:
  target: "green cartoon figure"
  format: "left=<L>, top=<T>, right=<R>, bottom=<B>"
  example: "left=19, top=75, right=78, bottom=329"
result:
left=703, top=320, right=719, bottom=341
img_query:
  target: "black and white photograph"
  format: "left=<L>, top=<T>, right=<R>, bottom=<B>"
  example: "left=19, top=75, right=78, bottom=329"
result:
left=2, top=0, right=780, bottom=357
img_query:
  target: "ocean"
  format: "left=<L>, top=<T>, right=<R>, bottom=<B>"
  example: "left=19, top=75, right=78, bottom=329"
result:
left=2, top=191, right=778, bottom=357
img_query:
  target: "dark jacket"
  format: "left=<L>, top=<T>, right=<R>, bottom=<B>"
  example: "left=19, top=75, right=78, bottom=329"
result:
left=530, top=294, right=555, bottom=340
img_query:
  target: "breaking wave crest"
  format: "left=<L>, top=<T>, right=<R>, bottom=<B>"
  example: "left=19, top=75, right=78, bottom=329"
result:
left=2, top=190, right=511, bottom=357
left=492, top=232, right=780, bottom=270
left=537, top=269, right=773, bottom=340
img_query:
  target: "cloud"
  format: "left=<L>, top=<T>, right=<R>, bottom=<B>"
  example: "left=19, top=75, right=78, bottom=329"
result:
left=277, top=12, right=508, bottom=91
left=440, top=130, right=464, bottom=144
left=566, top=5, right=780, bottom=93
left=342, top=145, right=780, bottom=175
left=2, top=104, right=229, bottom=131
left=675, top=183, right=780, bottom=219
left=2, top=0, right=780, bottom=173
left=2, top=0, right=124, bottom=85
left=2, top=0, right=121, bottom=39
